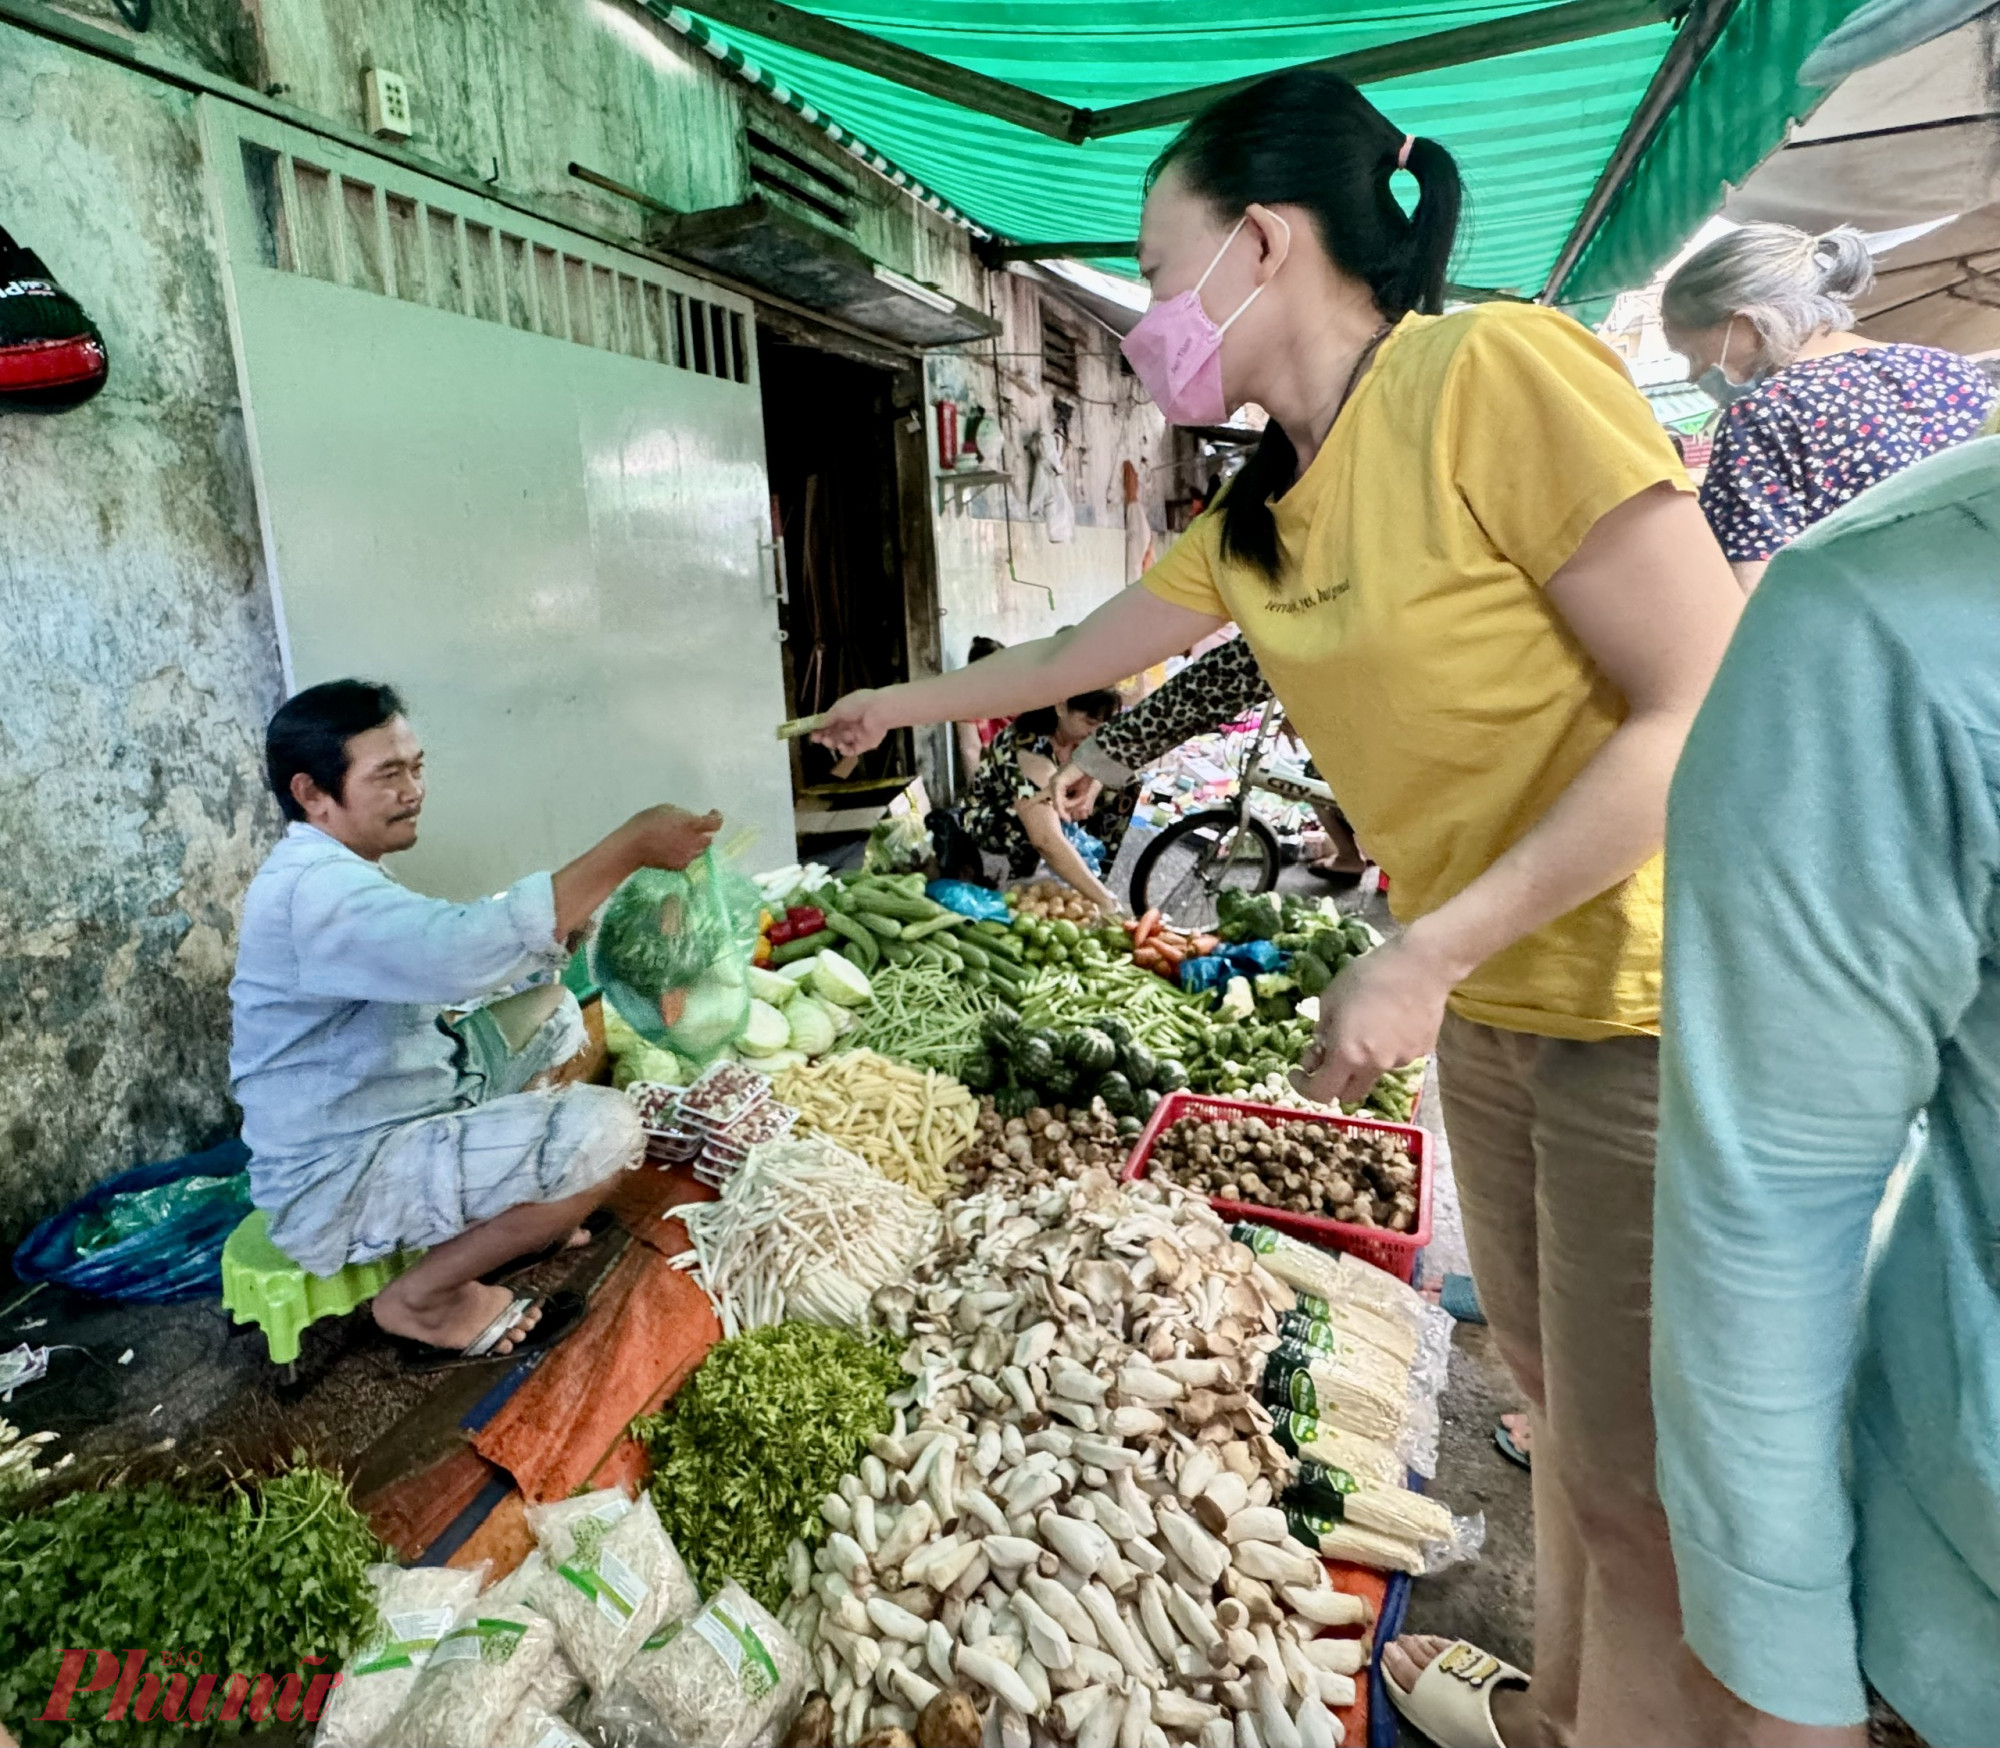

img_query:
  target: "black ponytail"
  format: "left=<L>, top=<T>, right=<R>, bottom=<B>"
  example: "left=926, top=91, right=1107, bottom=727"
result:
left=1151, top=68, right=1464, bottom=577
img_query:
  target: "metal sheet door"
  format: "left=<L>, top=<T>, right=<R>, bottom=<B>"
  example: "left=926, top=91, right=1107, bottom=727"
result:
left=200, top=99, right=794, bottom=899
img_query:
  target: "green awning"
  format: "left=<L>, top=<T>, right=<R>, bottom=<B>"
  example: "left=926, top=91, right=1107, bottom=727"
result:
left=649, top=0, right=1874, bottom=306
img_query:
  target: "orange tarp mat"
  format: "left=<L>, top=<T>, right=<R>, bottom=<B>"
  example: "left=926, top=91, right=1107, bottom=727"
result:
left=1326, top=1561, right=1387, bottom=1745
left=359, top=1445, right=503, bottom=1560
left=471, top=1212, right=722, bottom=1505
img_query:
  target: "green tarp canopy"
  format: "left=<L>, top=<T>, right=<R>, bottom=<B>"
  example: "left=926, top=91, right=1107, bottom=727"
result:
left=652, top=0, right=1874, bottom=307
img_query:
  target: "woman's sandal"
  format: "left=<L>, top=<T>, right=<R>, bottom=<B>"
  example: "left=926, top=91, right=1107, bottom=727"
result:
left=391, top=1289, right=586, bottom=1374
left=1386, top=1640, right=1531, bottom=1748
left=1494, top=1418, right=1532, bottom=1471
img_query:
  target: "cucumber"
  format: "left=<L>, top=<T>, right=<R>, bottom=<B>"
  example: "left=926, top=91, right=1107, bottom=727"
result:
left=851, top=887, right=940, bottom=923
left=857, top=912, right=904, bottom=939
left=883, top=940, right=915, bottom=966
left=956, top=941, right=992, bottom=971
left=767, top=930, right=828, bottom=966
left=820, top=908, right=881, bottom=971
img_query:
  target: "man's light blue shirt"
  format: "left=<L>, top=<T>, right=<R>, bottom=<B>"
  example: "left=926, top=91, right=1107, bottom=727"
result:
left=228, top=824, right=568, bottom=1175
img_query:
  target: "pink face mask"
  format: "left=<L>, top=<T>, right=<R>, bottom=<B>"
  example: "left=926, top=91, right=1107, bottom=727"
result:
left=1121, top=214, right=1285, bottom=427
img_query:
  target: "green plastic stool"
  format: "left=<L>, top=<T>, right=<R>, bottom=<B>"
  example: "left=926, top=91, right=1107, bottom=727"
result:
left=220, top=1210, right=422, bottom=1364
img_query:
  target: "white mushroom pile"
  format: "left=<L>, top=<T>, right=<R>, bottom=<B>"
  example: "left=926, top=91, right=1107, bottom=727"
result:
left=777, top=1165, right=1373, bottom=1748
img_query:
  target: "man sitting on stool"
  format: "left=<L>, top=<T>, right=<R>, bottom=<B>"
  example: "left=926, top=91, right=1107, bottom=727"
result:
left=229, top=679, right=721, bottom=1368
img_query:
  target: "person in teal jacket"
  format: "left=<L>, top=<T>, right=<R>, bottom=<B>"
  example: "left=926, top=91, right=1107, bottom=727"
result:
left=1656, top=431, right=2000, bottom=1746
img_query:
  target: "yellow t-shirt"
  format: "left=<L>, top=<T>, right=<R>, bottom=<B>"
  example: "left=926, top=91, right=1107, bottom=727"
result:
left=1143, top=303, right=1691, bottom=1040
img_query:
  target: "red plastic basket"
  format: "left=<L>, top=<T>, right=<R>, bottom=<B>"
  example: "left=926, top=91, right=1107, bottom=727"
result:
left=1122, top=1091, right=1432, bottom=1282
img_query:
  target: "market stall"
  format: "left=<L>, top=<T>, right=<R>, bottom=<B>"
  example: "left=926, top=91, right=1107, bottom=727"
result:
left=0, top=848, right=1470, bottom=1748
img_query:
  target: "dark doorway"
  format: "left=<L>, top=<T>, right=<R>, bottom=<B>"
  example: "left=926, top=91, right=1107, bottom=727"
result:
left=760, top=335, right=915, bottom=796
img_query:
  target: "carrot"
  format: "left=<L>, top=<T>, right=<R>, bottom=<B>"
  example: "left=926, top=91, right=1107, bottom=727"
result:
left=1192, top=934, right=1221, bottom=957
left=1133, top=909, right=1163, bottom=950
left=1154, top=940, right=1188, bottom=967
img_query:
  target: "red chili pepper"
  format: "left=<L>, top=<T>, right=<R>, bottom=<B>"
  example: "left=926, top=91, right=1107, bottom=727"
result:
left=768, top=920, right=796, bottom=945
left=788, top=906, right=826, bottom=929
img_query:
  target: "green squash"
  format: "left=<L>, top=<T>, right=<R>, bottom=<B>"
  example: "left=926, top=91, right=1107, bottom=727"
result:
left=994, top=1084, right=1038, bottom=1120
left=958, top=1052, right=998, bottom=1092
left=1119, top=1041, right=1157, bottom=1089
left=1137, top=1085, right=1163, bottom=1118
left=1096, top=1070, right=1138, bottom=1116
left=1096, top=1016, right=1134, bottom=1048
left=1066, top=1028, right=1119, bottom=1073
left=1044, top=1060, right=1080, bottom=1100
left=982, top=1006, right=1023, bottom=1051
left=1153, top=1057, right=1190, bottom=1093
left=1015, top=1035, right=1058, bottom=1084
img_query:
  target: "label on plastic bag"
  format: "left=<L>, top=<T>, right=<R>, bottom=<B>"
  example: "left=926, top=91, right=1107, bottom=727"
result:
left=530, top=1719, right=590, bottom=1748
left=689, top=1598, right=781, bottom=1698
left=591, top=1547, right=649, bottom=1624
left=352, top=1607, right=455, bottom=1675
left=430, top=1618, right=528, bottom=1666
left=556, top=1501, right=647, bottom=1623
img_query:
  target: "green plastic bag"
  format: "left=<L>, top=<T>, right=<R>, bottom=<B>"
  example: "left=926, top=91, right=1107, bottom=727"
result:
left=590, top=850, right=761, bottom=1064
left=71, top=1174, right=246, bottom=1256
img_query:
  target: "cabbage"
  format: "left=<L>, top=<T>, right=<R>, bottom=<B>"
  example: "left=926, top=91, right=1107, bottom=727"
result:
left=783, top=997, right=837, bottom=1057
left=671, top=973, right=751, bottom=1056
left=737, top=999, right=792, bottom=1057
left=776, top=959, right=819, bottom=986
left=613, top=1044, right=690, bottom=1089
left=747, top=966, right=798, bottom=1008
left=759, top=1049, right=809, bottom=1074
left=809, top=951, right=872, bottom=1009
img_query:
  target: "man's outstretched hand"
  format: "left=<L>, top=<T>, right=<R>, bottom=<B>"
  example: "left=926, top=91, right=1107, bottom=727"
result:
left=624, top=805, right=723, bottom=872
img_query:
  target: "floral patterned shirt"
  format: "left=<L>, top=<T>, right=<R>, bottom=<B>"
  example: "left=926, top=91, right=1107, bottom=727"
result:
left=1700, top=344, right=1997, bottom=562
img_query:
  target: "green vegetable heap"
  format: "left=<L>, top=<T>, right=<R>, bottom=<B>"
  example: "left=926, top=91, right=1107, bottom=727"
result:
left=0, top=1463, right=384, bottom=1746
left=637, top=1323, right=901, bottom=1614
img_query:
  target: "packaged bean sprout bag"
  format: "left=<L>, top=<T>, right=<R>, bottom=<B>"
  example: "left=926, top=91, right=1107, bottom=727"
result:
left=525, top=1489, right=699, bottom=1692
left=591, top=851, right=761, bottom=1065
left=586, top=1582, right=808, bottom=1748
left=314, top=1563, right=486, bottom=1748
left=383, top=1603, right=559, bottom=1748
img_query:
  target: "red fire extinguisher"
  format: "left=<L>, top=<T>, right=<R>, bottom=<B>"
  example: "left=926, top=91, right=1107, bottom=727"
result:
left=936, top=399, right=959, bottom=472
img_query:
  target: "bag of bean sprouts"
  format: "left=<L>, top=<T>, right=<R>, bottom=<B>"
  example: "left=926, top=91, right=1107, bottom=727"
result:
left=495, top=1705, right=593, bottom=1748
left=525, top=1488, right=698, bottom=1691
left=480, top=1554, right=584, bottom=1717
left=383, top=1604, right=559, bottom=1748
left=314, top=1562, right=485, bottom=1748
left=586, top=1582, right=809, bottom=1748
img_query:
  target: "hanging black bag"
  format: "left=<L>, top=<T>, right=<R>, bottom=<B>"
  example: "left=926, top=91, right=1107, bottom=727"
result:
left=0, top=225, right=108, bottom=411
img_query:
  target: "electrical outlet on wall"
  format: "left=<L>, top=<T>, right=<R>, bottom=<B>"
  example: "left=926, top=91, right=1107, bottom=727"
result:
left=364, top=68, right=413, bottom=140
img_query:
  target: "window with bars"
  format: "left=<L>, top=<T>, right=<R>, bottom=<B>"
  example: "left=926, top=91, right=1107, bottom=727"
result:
left=1041, top=313, right=1080, bottom=397
left=238, top=140, right=749, bottom=383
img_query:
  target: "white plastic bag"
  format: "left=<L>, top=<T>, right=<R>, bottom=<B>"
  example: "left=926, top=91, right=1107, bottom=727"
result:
left=384, top=1605, right=559, bottom=1748
left=314, top=1563, right=485, bottom=1748
left=526, top=1488, right=698, bottom=1691
left=587, top=1582, right=809, bottom=1748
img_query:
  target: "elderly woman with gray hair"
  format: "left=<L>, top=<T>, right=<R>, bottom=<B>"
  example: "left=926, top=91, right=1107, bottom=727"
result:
left=1662, top=221, right=1996, bottom=590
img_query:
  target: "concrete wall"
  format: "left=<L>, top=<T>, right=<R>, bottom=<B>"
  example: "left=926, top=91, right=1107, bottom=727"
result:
left=0, top=0, right=1073, bottom=1238
left=927, top=270, right=1167, bottom=667
left=1, top=33, right=282, bottom=1231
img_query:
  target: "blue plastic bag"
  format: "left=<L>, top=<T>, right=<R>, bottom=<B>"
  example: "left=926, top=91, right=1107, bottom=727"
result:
left=12, top=1138, right=252, bottom=1304
left=1061, top=820, right=1107, bottom=875
left=1178, top=940, right=1286, bottom=992
left=925, top=879, right=1012, bottom=923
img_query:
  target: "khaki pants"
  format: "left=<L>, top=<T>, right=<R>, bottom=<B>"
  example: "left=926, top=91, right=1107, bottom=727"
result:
left=1436, top=1012, right=1744, bottom=1747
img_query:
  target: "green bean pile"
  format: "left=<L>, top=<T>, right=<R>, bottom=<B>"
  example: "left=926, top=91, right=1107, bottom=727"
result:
left=841, top=963, right=1000, bottom=1076
left=1020, top=963, right=1207, bottom=1055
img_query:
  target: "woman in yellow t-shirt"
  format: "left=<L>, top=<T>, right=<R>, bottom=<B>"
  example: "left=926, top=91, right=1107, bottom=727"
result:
left=816, top=67, right=1744, bottom=1747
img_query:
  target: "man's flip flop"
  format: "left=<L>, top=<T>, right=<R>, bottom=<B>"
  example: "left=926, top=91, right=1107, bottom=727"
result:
left=393, top=1289, right=586, bottom=1374
left=489, top=1210, right=616, bottom=1285
left=1386, top=1640, right=1531, bottom=1748
left=1494, top=1419, right=1531, bottom=1471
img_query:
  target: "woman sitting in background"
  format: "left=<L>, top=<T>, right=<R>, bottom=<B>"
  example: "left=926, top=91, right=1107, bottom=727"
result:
left=962, top=690, right=1129, bottom=916
left=951, top=635, right=1011, bottom=785
left=1663, top=221, right=1996, bottom=590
